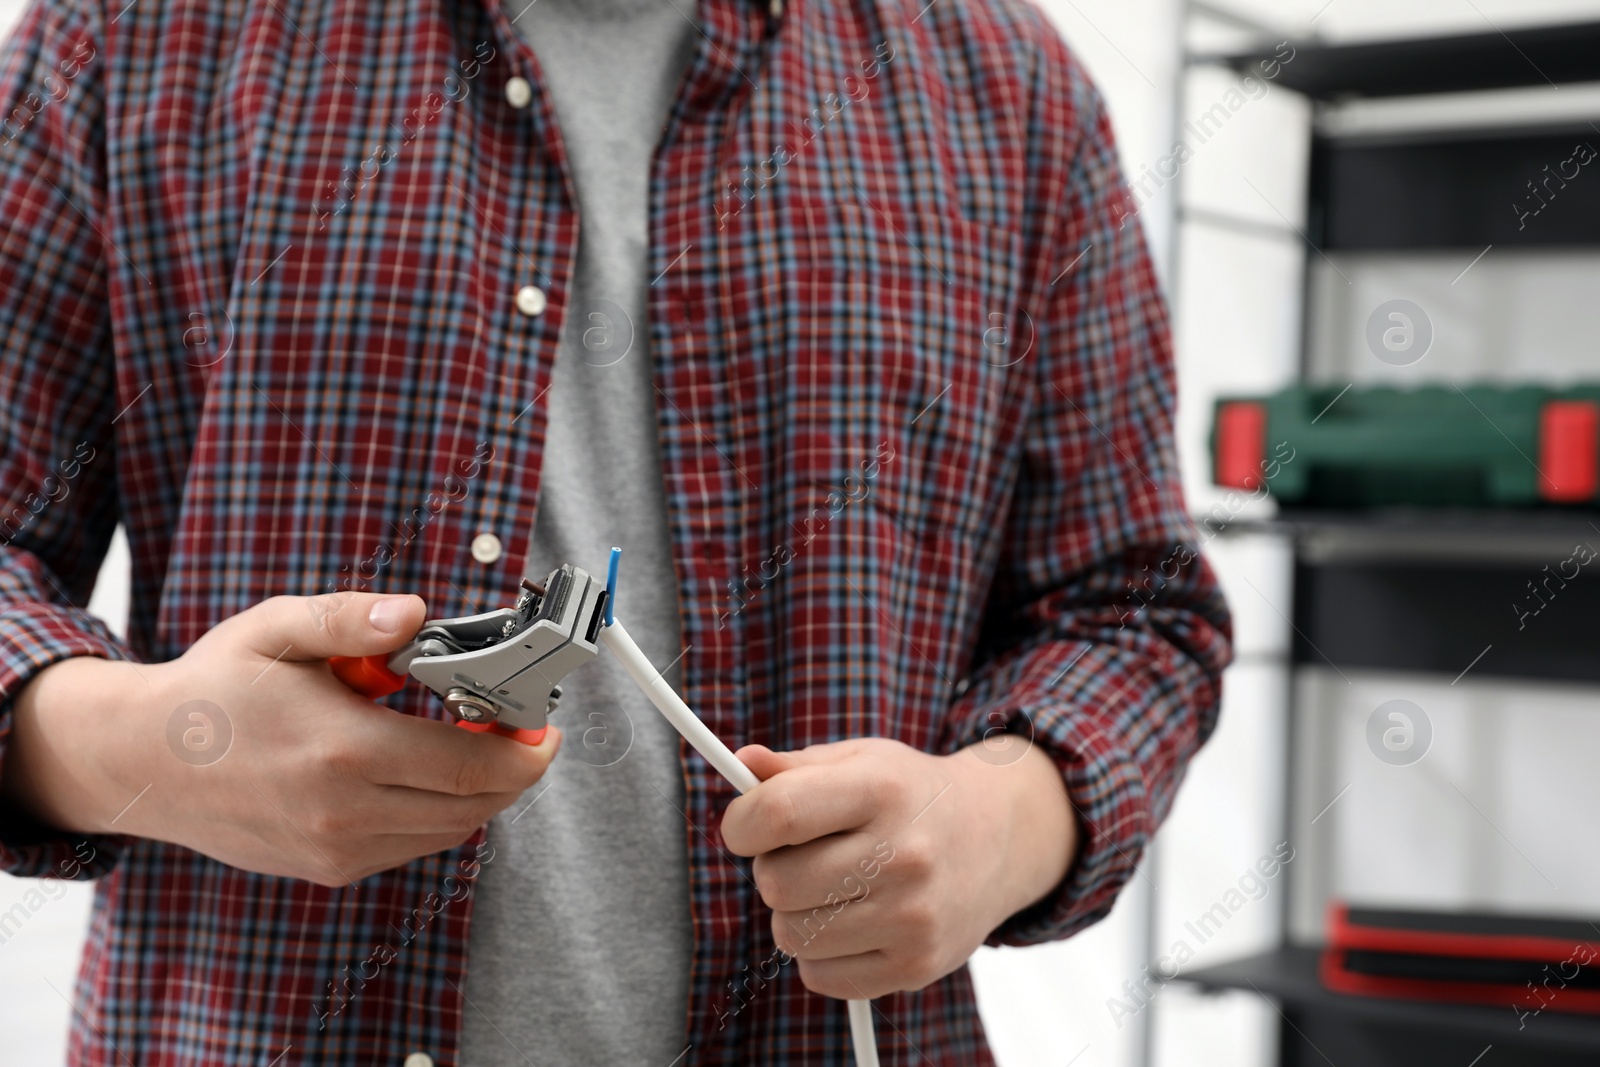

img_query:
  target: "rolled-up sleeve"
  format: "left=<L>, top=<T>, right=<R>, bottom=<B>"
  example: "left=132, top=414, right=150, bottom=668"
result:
left=0, top=0, right=131, bottom=879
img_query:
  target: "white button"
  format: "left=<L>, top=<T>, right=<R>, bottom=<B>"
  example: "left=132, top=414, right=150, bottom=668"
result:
left=403, top=1055, right=434, bottom=1067
left=470, top=532, right=503, bottom=564
left=504, top=77, right=532, bottom=109
left=515, top=285, right=547, bottom=318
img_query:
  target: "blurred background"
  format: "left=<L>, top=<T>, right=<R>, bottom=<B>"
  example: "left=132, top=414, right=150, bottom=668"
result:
left=5, top=0, right=1600, bottom=1064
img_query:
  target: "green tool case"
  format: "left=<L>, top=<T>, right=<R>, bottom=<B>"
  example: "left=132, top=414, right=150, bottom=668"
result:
left=1211, top=385, right=1600, bottom=508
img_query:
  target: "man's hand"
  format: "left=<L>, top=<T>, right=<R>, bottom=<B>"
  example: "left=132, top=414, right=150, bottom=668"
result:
left=0, top=593, right=561, bottom=886
left=721, top=736, right=1077, bottom=1001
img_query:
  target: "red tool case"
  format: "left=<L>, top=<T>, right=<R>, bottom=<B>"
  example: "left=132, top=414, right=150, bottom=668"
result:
left=1322, top=904, right=1600, bottom=1014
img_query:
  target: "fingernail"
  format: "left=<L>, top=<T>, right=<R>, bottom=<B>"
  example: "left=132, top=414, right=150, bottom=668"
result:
left=369, top=596, right=411, bottom=634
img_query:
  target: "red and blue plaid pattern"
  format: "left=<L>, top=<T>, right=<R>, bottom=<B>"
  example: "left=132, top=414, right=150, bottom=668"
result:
left=0, top=0, right=1231, bottom=1061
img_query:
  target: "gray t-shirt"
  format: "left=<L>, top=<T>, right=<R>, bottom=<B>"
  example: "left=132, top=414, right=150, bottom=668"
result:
left=459, top=3, right=697, bottom=1064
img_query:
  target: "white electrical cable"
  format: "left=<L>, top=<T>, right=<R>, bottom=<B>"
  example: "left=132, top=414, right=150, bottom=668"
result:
left=600, top=619, right=760, bottom=793
left=847, top=998, right=878, bottom=1067
left=599, top=619, right=881, bottom=1067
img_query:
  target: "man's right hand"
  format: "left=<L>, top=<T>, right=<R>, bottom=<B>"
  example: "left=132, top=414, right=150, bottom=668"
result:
left=0, top=593, right=561, bottom=886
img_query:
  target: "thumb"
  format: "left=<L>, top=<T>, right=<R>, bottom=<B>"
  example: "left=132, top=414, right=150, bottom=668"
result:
left=231, top=592, right=427, bottom=662
left=735, top=744, right=795, bottom=783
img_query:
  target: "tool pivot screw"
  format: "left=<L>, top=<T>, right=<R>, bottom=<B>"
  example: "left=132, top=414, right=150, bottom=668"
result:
left=444, top=687, right=495, bottom=723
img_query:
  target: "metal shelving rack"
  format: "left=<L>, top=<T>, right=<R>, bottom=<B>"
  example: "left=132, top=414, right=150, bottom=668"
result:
left=1158, top=9, right=1600, bottom=1067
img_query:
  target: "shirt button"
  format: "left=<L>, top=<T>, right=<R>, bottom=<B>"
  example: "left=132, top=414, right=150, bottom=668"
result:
left=470, top=532, right=503, bottom=564
left=504, top=76, right=532, bottom=109
left=515, top=285, right=547, bottom=318
left=403, top=1055, right=434, bottom=1067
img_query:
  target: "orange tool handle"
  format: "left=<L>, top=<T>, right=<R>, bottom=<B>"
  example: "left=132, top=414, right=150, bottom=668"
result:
left=454, top=720, right=548, bottom=746
left=328, top=654, right=407, bottom=698
left=329, top=655, right=547, bottom=746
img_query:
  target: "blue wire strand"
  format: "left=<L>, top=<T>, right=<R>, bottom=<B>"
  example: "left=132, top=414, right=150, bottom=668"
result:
left=605, top=546, right=620, bottom=627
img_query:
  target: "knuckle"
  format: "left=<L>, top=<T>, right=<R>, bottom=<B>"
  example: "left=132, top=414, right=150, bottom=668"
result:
left=260, top=594, right=309, bottom=637
left=796, top=961, right=838, bottom=999
left=318, top=738, right=371, bottom=783
left=512, top=750, right=549, bottom=790
left=904, top=953, right=944, bottom=991
left=897, top=898, right=940, bottom=940
left=769, top=912, right=797, bottom=956
left=451, top=757, right=493, bottom=797
left=258, top=593, right=296, bottom=615
left=752, top=861, right=787, bottom=911
left=863, top=768, right=898, bottom=808
left=303, top=807, right=347, bottom=841
left=895, top=838, right=933, bottom=880
left=762, top=787, right=804, bottom=843
left=719, top=803, right=754, bottom=854
left=304, top=591, right=346, bottom=626
left=222, top=595, right=288, bottom=646
left=887, top=941, right=943, bottom=991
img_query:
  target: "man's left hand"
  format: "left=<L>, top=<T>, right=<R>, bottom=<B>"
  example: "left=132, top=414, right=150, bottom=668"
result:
left=722, top=736, right=1078, bottom=1000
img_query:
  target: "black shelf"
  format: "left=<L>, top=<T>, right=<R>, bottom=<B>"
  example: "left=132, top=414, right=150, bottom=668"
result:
left=1206, top=20, right=1600, bottom=100
left=1178, top=947, right=1600, bottom=1064
left=1199, top=28, right=1600, bottom=248
left=1313, top=126, right=1600, bottom=250
left=1201, top=506, right=1600, bottom=556
left=1200, top=508, right=1600, bottom=684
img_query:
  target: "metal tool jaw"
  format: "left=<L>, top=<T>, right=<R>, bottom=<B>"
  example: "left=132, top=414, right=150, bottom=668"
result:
left=386, top=563, right=608, bottom=734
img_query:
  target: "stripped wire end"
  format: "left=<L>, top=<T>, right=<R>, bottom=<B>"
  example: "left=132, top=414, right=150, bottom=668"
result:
left=605, top=546, right=620, bottom=628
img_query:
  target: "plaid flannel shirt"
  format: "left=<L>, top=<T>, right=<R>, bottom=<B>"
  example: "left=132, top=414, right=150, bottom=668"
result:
left=0, top=0, right=1231, bottom=1060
